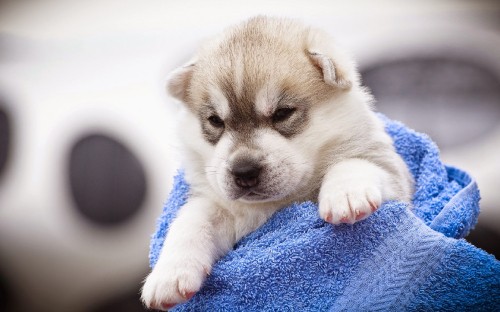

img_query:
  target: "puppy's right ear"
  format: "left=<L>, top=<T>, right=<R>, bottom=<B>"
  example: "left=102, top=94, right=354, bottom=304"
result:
left=306, top=29, right=358, bottom=91
left=308, top=51, right=352, bottom=90
left=166, top=62, right=196, bottom=102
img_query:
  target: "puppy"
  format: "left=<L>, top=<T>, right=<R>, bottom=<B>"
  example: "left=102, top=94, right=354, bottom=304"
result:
left=141, top=16, right=413, bottom=310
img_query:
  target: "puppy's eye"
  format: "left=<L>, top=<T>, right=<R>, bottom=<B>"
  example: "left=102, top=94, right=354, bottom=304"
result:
left=272, top=107, right=296, bottom=123
left=208, top=115, right=224, bottom=128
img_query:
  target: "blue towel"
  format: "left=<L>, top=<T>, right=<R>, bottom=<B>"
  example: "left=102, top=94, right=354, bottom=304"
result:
left=149, top=115, right=500, bottom=311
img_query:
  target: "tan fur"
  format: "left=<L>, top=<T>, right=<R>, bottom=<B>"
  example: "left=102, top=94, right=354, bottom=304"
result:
left=173, top=17, right=353, bottom=112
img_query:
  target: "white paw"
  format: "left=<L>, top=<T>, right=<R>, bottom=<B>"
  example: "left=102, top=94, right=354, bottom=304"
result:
left=141, top=258, right=209, bottom=310
left=319, top=182, right=382, bottom=224
left=318, top=161, right=386, bottom=224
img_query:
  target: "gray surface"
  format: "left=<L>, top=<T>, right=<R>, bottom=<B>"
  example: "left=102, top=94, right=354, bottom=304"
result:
left=362, top=58, right=500, bottom=149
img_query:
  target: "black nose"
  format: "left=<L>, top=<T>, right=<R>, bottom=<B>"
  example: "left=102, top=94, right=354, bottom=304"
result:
left=231, top=160, right=262, bottom=189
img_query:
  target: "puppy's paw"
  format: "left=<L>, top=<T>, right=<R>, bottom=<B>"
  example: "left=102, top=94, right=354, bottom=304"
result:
left=319, top=171, right=382, bottom=224
left=319, top=183, right=382, bottom=225
left=141, top=259, right=208, bottom=310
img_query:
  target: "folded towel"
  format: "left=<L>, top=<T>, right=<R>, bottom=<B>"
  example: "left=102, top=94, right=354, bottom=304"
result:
left=149, top=115, right=500, bottom=311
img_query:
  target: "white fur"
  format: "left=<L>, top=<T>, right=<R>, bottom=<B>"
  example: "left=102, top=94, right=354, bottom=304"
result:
left=255, top=84, right=280, bottom=117
left=233, top=55, right=245, bottom=99
left=209, top=88, right=231, bottom=120
left=319, top=159, right=390, bottom=224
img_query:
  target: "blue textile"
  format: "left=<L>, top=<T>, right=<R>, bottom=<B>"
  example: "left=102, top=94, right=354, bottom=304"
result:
left=149, top=115, right=500, bottom=311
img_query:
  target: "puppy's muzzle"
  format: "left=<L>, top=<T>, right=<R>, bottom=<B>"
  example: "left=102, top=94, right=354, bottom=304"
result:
left=231, top=158, right=262, bottom=189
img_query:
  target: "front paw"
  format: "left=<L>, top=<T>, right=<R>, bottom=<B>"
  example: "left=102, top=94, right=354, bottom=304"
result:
left=141, top=259, right=208, bottom=310
left=319, top=181, right=382, bottom=225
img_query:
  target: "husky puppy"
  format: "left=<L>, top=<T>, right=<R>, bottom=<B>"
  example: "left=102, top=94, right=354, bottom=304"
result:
left=141, top=16, right=413, bottom=310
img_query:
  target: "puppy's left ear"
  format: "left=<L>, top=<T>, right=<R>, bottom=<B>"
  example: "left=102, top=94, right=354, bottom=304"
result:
left=308, top=51, right=352, bottom=90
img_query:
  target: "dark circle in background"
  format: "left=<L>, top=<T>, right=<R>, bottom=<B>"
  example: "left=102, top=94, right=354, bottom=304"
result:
left=68, top=134, right=147, bottom=226
left=0, top=105, right=10, bottom=180
left=361, top=58, right=500, bottom=149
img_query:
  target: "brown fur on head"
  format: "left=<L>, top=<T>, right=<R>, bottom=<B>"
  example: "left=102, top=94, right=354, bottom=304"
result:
left=168, top=16, right=356, bottom=111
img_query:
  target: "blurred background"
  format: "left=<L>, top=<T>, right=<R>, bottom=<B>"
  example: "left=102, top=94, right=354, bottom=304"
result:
left=0, top=0, right=499, bottom=311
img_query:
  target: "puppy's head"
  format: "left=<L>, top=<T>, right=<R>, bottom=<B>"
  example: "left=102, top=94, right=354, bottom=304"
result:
left=169, top=17, right=361, bottom=203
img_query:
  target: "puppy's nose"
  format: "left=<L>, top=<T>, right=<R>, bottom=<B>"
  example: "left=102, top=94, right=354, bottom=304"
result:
left=231, top=160, right=262, bottom=189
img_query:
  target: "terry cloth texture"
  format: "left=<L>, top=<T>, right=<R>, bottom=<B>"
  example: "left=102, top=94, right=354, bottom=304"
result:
left=149, top=115, right=500, bottom=311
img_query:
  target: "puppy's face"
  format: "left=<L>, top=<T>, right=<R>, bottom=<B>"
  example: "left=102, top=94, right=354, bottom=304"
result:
left=193, top=83, right=320, bottom=203
left=169, top=17, right=355, bottom=203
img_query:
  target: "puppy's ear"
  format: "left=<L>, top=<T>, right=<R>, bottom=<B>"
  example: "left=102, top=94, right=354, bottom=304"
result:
left=308, top=51, right=352, bottom=90
left=306, top=29, right=356, bottom=90
left=166, top=62, right=196, bottom=102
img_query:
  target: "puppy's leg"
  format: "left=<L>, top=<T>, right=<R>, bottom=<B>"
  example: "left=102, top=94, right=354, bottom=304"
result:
left=141, top=197, right=236, bottom=310
left=319, top=158, right=397, bottom=224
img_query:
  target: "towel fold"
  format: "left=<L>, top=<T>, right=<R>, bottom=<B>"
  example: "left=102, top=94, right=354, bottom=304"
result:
left=149, top=115, right=500, bottom=311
